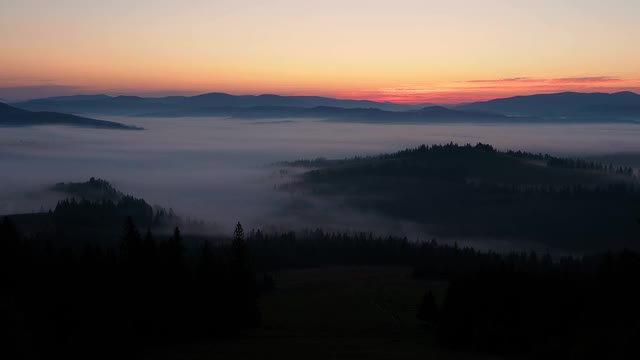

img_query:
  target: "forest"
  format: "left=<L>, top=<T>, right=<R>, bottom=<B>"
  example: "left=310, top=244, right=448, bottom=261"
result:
left=1, top=217, right=261, bottom=359
left=3, top=211, right=640, bottom=358
left=2, top=148, right=640, bottom=358
left=282, top=143, right=640, bottom=251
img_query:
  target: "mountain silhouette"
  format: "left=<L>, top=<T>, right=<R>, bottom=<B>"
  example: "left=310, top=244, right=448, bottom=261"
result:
left=13, top=92, right=430, bottom=115
left=0, top=102, right=142, bottom=129
left=459, top=91, right=640, bottom=117
left=13, top=91, right=640, bottom=122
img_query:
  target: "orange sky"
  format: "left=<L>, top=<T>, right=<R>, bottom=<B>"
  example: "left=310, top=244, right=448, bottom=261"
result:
left=2, top=0, right=640, bottom=103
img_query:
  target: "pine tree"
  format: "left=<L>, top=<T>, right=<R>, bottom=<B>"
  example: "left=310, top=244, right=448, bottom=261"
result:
left=197, top=240, right=214, bottom=278
left=417, top=290, right=439, bottom=323
left=168, top=226, right=185, bottom=267
left=232, top=222, right=247, bottom=263
left=119, top=216, right=142, bottom=262
left=143, top=228, right=155, bottom=253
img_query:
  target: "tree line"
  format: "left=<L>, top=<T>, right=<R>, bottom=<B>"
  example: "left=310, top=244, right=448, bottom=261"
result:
left=244, top=227, right=640, bottom=357
left=0, top=217, right=260, bottom=360
left=418, top=249, right=640, bottom=358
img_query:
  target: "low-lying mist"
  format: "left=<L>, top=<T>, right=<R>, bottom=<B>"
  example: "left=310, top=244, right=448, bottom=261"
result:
left=2, top=116, right=640, bottom=245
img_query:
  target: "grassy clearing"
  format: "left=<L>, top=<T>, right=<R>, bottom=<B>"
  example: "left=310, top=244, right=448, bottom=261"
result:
left=144, top=267, right=497, bottom=359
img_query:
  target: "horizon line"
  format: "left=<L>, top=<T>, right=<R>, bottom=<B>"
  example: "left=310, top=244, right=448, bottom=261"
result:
left=4, top=89, right=639, bottom=106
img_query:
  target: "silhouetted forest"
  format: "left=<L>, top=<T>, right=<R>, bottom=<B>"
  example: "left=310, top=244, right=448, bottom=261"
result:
left=283, top=143, right=640, bottom=250
left=51, top=177, right=124, bottom=202
left=0, top=217, right=260, bottom=360
left=3, top=165, right=640, bottom=358
left=246, top=229, right=640, bottom=357
left=428, top=251, right=640, bottom=358
left=10, top=178, right=208, bottom=246
left=3, top=205, right=640, bottom=358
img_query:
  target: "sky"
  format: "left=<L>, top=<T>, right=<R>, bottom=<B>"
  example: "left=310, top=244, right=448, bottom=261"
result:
left=1, top=0, right=640, bottom=103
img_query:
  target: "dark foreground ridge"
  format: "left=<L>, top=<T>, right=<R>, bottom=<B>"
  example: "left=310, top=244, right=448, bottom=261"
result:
left=1, top=175, right=640, bottom=358
left=3, top=215, right=640, bottom=359
left=0, top=102, right=142, bottom=129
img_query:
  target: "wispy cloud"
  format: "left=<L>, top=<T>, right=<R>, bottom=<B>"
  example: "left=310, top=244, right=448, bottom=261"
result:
left=463, top=76, right=625, bottom=85
left=348, top=77, right=640, bottom=104
left=465, top=77, right=535, bottom=83
left=548, top=76, right=622, bottom=83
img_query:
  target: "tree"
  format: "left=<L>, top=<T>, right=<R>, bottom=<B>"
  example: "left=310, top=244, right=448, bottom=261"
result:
left=417, top=290, right=439, bottom=323
left=166, top=226, right=185, bottom=268
left=0, top=217, right=19, bottom=244
left=143, top=228, right=155, bottom=252
left=196, top=240, right=214, bottom=280
left=119, top=216, right=142, bottom=263
left=232, top=222, right=247, bottom=263
left=0, top=217, right=21, bottom=288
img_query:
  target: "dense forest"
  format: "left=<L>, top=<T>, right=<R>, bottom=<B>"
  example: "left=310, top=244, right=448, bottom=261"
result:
left=3, top=211, right=640, bottom=358
left=10, top=178, right=208, bottom=247
left=282, top=143, right=640, bottom=250
left=2, top=150, right=640, bottom=358
left=1, top=217, right=261, bottom=359
left=245, top=228, right=640, bottom=357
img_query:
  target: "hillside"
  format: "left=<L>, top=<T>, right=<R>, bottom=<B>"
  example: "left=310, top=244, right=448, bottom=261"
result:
left=8, top=178, right=190, bottom=246
left=12, top=92, right=423, bottom=115
left=282, top=143, right=640, bottom=250
left=0, top=102, right=141, bottom=129
left=459, top=91, right=640, bottom=118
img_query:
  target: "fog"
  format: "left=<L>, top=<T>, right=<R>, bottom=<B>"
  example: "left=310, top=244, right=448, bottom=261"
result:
left=2, top=116, right=640, bottom=240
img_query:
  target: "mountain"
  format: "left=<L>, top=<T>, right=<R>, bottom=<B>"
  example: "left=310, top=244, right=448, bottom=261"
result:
left=15, top=91, right=640, bottom=122
left=0, top=102, right=142, bottom=129
left=12, top=92, right=426, bottom=116
left=139, top=105, right=509, bottom=123
left=458, top=91, right=640, bottom=118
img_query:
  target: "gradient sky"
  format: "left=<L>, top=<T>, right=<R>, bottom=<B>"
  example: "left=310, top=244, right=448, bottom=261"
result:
left=2, top=0, right=640, bottom=103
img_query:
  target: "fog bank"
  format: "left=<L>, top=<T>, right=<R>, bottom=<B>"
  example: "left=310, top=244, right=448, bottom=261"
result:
left=2, top=116, right=640, bottom=238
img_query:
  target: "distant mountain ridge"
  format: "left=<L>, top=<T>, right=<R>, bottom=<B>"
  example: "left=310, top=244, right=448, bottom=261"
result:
left=13, top=92, right=429, bottom=115
left=11, top=91, right=640, bottom=123
left=458, top=91, right=640, bottom=118
left=0, top=102, right=141, bottom=129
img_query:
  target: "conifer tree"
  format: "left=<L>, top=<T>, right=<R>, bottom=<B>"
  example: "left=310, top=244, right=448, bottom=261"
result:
left=232, top=222, right=247, bottom=264
left=417, top=290, right=439, bottom=323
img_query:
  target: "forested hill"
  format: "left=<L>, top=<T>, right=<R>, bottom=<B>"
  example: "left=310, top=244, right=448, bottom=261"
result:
left=51, top=177, right=123, bottom=202
left=282, top=143, right=640, bottom=251
left=8, top=178, right=196, bottom=246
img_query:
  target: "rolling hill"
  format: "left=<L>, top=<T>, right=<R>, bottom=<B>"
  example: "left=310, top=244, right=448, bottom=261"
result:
left=459, top=91, right=640, bottom=118
left=282, top=143, right=640, bottom=250
left=13, top=92, right=427, bottom=115
left=0, top=102, right=142, bottom=129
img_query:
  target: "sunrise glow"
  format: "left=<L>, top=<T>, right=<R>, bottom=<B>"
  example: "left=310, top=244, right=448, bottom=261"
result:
left=2, top=0, right=640, bottom=102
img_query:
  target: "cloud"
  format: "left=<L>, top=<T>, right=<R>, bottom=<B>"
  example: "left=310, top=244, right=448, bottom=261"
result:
left=549, top=76, right=621, bottom=83
left=352, top=77, right=640, bottom=104
left=464, top=76, right=624, bottom=85
left=465, top=77, right=534, bottom=83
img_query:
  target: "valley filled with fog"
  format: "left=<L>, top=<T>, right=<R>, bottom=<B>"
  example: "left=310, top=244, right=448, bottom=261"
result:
left=2, top=116, right=640, bottom=242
